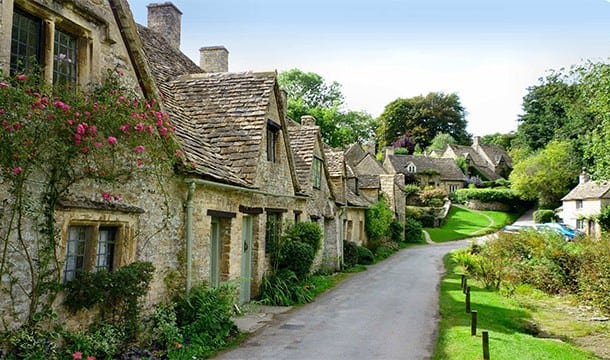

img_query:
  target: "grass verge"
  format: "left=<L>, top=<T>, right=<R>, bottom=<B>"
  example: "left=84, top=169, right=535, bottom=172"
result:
left=434, top=254, right=601, bottom=360
left=426, top=206, right=506, bottom=242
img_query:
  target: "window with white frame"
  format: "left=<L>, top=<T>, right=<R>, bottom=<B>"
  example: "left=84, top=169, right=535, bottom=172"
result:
left=576, top=200, right=583, bottom=209
left=449, top=184, right=459, bottom=193
left=406, top=163, right=416, bottom=173
left=576, top=219, right=585, bottom=230
left=10, top=7, right=80, bottom=84
left=63, top=224, right=120, bottom=282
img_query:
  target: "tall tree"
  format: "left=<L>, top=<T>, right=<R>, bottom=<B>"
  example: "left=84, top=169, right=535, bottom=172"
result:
left=509, top=140, right=581, bottom=209
left=426, top=133, right=456, bottom=154
left=278, top=69, right=375, bottom=147
left=376, top=92, right=470, bottom=150
left=516, top=72, right=587, bottom=151
left=480, top=132, right=517, bottom=151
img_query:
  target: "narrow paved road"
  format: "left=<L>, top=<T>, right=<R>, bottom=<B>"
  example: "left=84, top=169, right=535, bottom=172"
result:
left=215, top=241, right=469, bottom=360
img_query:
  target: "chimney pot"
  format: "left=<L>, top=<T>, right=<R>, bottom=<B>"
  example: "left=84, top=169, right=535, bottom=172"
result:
left=580, top=167, right=590, bottom=184
left=147, top=2, right=182, bottom=50
left=199, top=46, right=229, bottom=73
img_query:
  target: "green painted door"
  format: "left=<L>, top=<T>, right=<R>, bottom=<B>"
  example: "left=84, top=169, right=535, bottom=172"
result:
left=210, top=219, right=220, bottom=287
left=239, top=216, right=253, bottom=304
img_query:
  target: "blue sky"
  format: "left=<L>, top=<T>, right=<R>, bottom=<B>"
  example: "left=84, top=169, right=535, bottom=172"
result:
left=127, top=0, right=610, bottom=136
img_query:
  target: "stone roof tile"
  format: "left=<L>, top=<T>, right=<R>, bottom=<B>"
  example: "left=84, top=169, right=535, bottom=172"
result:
left=562, top=181, right=610, bottom=201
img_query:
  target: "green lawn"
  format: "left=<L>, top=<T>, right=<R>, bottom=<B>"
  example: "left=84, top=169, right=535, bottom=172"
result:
left=482, top=210, right=521, bottom=231
left=425, top=206, right=494, bottom=242
left=434, top=255, right=600, bottom=360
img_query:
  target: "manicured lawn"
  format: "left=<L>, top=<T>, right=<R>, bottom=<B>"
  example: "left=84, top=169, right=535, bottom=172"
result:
left=425, top=206, right=492, bottom=242
left=434, top=255, right=600, bottom=360
left=482, top=210, right=521, bottom=231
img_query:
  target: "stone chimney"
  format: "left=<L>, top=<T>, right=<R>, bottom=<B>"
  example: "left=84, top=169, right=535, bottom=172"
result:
left=199, top=46, right=229, bottom=73
left=384, top=147, right=395, bottom=157
left=147, top=2, right=182, bottom=50
left=472, top=136, right=480, bottom=149
left=301, top=115, right=316, bottom=127
left=579, top=167, right=590, bottom=184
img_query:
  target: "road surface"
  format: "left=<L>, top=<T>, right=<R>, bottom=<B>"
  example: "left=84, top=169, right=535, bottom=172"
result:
left=215, top=241, right=469, bottom=360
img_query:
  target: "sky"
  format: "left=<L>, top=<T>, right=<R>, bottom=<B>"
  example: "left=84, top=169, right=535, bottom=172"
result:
left=126, top=0, right=610, bottom=136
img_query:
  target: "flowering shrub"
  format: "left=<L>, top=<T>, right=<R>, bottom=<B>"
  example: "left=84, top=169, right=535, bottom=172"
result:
left=0, top=69, right=180, bottom=329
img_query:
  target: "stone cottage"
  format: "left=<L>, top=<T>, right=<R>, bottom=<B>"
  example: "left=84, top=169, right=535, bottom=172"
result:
left=287, top=116, right=341, bottom=270
left=344, top=143, right=406, bottom=222
left=383, top=148, right=466, bottom=193
left=561, top=169, right=610, bottom=238
left=325, top=147, right=371, bottom=247
left=0, top=0, right=193, bottom=328
left=440, top=136, right=512, bottom=181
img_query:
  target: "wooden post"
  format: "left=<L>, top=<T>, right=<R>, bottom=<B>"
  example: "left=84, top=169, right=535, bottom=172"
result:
left=482, top=331, right=490, bottom=360
left=465, top=286, right=471, bottom=313
left=463, top=277, right=468, bottom=294
left=471, top=310, right=477, bottom=336
left=461, top=274, right=466, bottom=292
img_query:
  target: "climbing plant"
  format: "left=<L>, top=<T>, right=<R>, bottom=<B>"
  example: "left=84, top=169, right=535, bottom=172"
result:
left=0, top=69, right=180, bottom=329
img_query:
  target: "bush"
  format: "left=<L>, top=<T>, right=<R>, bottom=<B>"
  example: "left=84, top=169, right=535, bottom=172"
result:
left=343, top=241, right=359, bottom=268
left=356, top=245, right=374, bottom=265
left=259, top=269, right=312, bottom=306
left=419, top=187, right=447, bottom=206
left=278, top=241, right=315, bottom=278
left=453, top=188, right=520, bottom=203
left=174, top=284, right=238, bottom=357
left=577, top=238, right=610, bottom=314
left=284, top=221, right=323, bottom=253
left=365, top=196, right=394, bottom=244
left=63, top=323, right=125, bottom=360
left=597, top=204, right=610, bottom=233
left=404, top=217, right=424, bottom=243
left=419, top=213, right=435, bottom=228
left=403, top=184, right=420, bottom=198
left=533, top=209, right=558, bottom=224
left=389, top=220, right=404, bottom=243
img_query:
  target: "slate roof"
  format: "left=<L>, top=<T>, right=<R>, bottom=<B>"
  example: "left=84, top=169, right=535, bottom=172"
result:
left=387, top=155, right=465, bottom=181
left=324, top=148, right=345, bottom=178
left=562, top=181, right=610, bottom=201
left=344, top=143, right=366, bottom=167
left=346, top=186, right=372, bottom=207
left=445, top=144, right=500, bottom=180
left=478, top=143, right=513, bottom=168
left=287, top=119, right=320, bottom=193
left=358, top=174, right=380, bottom=189
left=137, top=24, right=203, bottom=80
left=137, top=24, right=248, bottom=186
left=168, top=71, right=277, bottom=186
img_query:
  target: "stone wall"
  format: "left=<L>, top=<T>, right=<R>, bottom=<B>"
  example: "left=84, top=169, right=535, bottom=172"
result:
left=467, top=199, right=511, bottom=212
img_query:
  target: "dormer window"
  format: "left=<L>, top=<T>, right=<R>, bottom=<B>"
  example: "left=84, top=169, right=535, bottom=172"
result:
left=406, top=163, right=417, bottom=173
left=267, top=120, right=280, bottom=162
left=311, top=156, right=322, bottom=189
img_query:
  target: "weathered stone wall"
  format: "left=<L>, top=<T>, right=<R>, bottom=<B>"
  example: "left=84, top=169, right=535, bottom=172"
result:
left=1, top=0, right=139, bottom=87
left=467, top=199, right=511, bottom=212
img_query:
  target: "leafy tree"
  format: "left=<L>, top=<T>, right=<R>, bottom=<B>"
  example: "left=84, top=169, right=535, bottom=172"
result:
left=391, top=131, right=415, bottom=154
left=480, top=132, right=517, bottom=151
left=516, top=72, right=588, bottom=151
left=578, top=61, right=610, bottom=180
left=509, top=140, right=581, bottom=209
left=278, top=69, right=375, bottom=147
left=376, top=92, right=471, bottom=150
left=426, top=133, right=456, bottom=154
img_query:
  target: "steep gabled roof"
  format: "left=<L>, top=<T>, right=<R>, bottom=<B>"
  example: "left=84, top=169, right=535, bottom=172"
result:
left=387, top=155, right=465, bottom=181
left=562, top=181, right=610, bottom=201
left=324, top=148, right=345, bottom=178
left=167, top=71, right=278, bottom=186
left=345, top=186, right=372, bottom=207
left=445, top=144, right=500, bottom=180
left=345, top=143, right=367, bottom=167
left=137, top=24, right=203, bottom=80
left=478, top=143, right=513, bottom=168
left=358, top=174, right=380, bottom=189
left=287, top=120, right=319, bottom=192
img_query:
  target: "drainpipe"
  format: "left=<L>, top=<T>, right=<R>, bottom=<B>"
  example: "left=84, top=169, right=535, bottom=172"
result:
left=185, top=182, right=196, bottom=294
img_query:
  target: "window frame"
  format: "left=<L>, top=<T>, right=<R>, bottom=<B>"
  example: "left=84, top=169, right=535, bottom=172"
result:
left=576, top=200, right=583, bottom=209
left=266, top=120, right=281, bottom=163
left=406, top=163, right=417, bottom=174
left=63, top=223, right=122, bottom=282
left=10, top=6, right=82, bottom=85
left=311, top=156, right=323, bottom=189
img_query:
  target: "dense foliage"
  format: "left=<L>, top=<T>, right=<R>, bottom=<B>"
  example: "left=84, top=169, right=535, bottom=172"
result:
left=452, top=232, right=610, bottom=314
left=533, top=209, right=558, bottom=224
left=278, top=69, right=375, bottom=147
left=365, top=196, right=394, bottom=247
left=404, top=218, right=424, bottom=243
left=376, top=92, right=471, bottom=149
left=509, top=140, right=580, bottom=209
left=451, top=188, right=520, bottom=205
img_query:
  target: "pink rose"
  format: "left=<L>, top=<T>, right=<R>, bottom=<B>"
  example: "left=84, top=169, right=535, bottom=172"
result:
left=107, top=136, right=117, bottom=144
